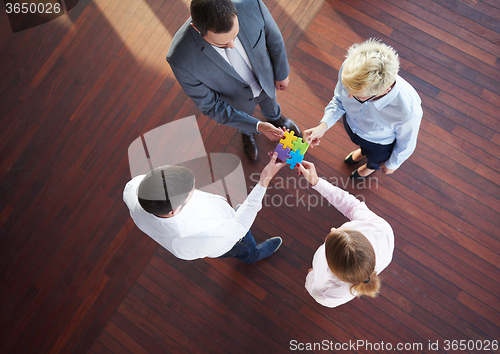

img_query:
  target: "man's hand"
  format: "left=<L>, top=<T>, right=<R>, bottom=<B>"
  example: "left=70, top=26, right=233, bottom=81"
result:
left=303, top=122, right=328, bottom=147
left=297, top=160, right=320, bottom=186
left=259, top=152, right=287, bottom=188
left=381, top=163, right=397, bottom=175
left=275, top=76, right=289, bottom=91
left=258, top=122, right=285, bottom=141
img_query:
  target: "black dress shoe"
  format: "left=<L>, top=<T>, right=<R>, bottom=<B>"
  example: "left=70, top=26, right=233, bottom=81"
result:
left=350, top=165, right=375, bottom=180
left=350, top=168, right=365, bottom=180
left=242, top=133, right=259, bottom=161
left=344, top=150, right=364, bottom=165
left=269, top=116, right=302, bottom=137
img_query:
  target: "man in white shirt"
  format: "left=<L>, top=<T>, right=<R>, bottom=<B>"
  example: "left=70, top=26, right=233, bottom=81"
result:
left=123, top=153, right=286, bottom=263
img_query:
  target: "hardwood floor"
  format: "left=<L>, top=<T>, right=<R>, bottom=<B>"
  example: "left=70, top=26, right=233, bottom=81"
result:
left=0, top=0, right=498, bottom=352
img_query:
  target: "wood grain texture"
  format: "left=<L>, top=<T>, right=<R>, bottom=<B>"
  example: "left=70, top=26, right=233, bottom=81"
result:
left=0, top=0, right=498, bottom=352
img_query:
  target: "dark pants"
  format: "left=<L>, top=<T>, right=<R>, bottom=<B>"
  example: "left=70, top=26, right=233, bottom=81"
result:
left=343, top=116, right=395, bottom=170
left=256, top=90, right=281, bottom=121
left=241, top=91, right=281, bottom=135
left=218, top=230, right=260, bottom=264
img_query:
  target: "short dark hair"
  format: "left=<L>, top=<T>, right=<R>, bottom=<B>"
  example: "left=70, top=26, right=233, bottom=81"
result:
left=138, top=166, right=195, bottom=216
left=190, top=0, right=238, bottom=36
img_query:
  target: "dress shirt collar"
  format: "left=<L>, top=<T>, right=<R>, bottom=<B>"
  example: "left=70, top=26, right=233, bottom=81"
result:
left=211, top=36, right=252, bottom=69
left=151, top=190, right=201, bottom=224
left=372, top=77, right=401, bottom=111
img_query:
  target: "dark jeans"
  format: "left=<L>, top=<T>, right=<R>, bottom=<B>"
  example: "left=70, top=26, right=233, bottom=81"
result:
left=218, top=230, right=260, bottom=264
left=343, top=116, right=395, bottom=170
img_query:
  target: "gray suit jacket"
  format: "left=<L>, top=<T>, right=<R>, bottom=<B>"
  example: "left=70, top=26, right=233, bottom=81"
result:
left=167, top=0, right=289, bottom=134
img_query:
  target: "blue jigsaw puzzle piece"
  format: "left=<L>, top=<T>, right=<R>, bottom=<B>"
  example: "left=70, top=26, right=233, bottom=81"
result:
left=286, top=149, right=304, bottom=169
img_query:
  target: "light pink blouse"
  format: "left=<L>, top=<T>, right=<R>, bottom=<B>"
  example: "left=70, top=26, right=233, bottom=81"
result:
left=305, top=178, right=394, bottom=308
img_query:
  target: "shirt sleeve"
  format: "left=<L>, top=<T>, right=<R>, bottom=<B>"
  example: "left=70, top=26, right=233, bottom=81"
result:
left=123, top=175, right=144, bottom=211
left=231, top=183, right=267, bottom=234
left=320, top=66, right=346, bottom=129
left=312, top=178, right=377, bottom=222
left=209, top=183, right=267, bottom=243
left=171, top=184, right=268, bottom=259
left=257, top=0, right=289, bottom=81
left=384, top=110, right=422, bottom=170
left=167, top=62, right=261, bottom=134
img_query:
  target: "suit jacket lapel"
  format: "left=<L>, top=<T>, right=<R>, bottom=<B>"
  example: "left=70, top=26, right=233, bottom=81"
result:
left=190, top=26, right=245, bottom=83
left=238, top=20, right=261, bottom=83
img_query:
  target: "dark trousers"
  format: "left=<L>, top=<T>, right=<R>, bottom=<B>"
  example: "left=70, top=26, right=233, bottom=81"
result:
left=218, top=230, right=260, bottom=264
left=256, top=90, right=281, bottom=121
left=343, top=116, right=395, bottom=170
left=241, top=91, right=281, bottom=135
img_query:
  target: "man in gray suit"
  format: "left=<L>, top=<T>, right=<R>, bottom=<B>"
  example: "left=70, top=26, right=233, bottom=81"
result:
left=167, top=0, right=301, bottom=161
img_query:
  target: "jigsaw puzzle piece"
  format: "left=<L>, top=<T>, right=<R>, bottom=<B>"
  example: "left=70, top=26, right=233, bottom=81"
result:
left=286, top=149, right=304, bottom=169
left=291, top=137, right=309, bottom=155
left=274, top=143, right=291, bottom=162
left=279, top=130, right=298, bottom=150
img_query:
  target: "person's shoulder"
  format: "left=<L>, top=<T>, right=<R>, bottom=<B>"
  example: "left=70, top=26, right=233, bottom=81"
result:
left=123, top=175, right=145, bottom=202
left=392, top=76, right=422, bottom=118
left=193, top=189, right=227, bottom=203
left=396, top=76, right=420, bottom=101
left=234, top=0, right=261, bottom=15
left=167, top=19, right=197, bottom=62
left=234, top=0, right=258, bottom=8
left=124, top=175, right=145, bottom=194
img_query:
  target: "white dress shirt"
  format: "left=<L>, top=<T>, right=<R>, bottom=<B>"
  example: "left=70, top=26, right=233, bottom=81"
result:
left=123, top=175, right=267, bottom=260
left=213, top=38, right=254, bottom=76
left=321, top=64, right=423, bottom=170
left=305, top=178, right=395, bottom=308
left=213, top=37, right=264, bottom=133
left=213, top=37, right=262, bottom=97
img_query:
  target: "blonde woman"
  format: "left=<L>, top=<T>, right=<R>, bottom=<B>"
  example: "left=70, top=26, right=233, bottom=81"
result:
left=304, top=39, right=422, bottom=179
left=298, top=160, right=394, bottom=307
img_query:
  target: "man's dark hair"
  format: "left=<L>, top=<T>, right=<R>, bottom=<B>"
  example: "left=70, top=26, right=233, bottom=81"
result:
left=190, top=0, right=238, bottom=36
left=138, top=166, right=195, bottom=216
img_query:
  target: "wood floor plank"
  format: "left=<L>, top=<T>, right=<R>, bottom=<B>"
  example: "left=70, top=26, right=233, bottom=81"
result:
left=367, top=0, right=497, bottom=65
left=96, top=331, right=133, bottom=354
left=104, top=321, right=148, bottom=354
left=408, top=0, right=500, bottom=44
left=453, top=0, right=500, bottom=22
left=1, top=0, right=499, bottom=352
left=144, top=257, right=279, bottom=352
left=122, top=291, right=207, bottom=353
left=389, top=251, right=497, bottom=340
left=384, top=0, right=500, bottom=57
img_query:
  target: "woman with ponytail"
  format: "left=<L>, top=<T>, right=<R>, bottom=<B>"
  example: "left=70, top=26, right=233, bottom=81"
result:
left=297, top=160, right=394, bottom=308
